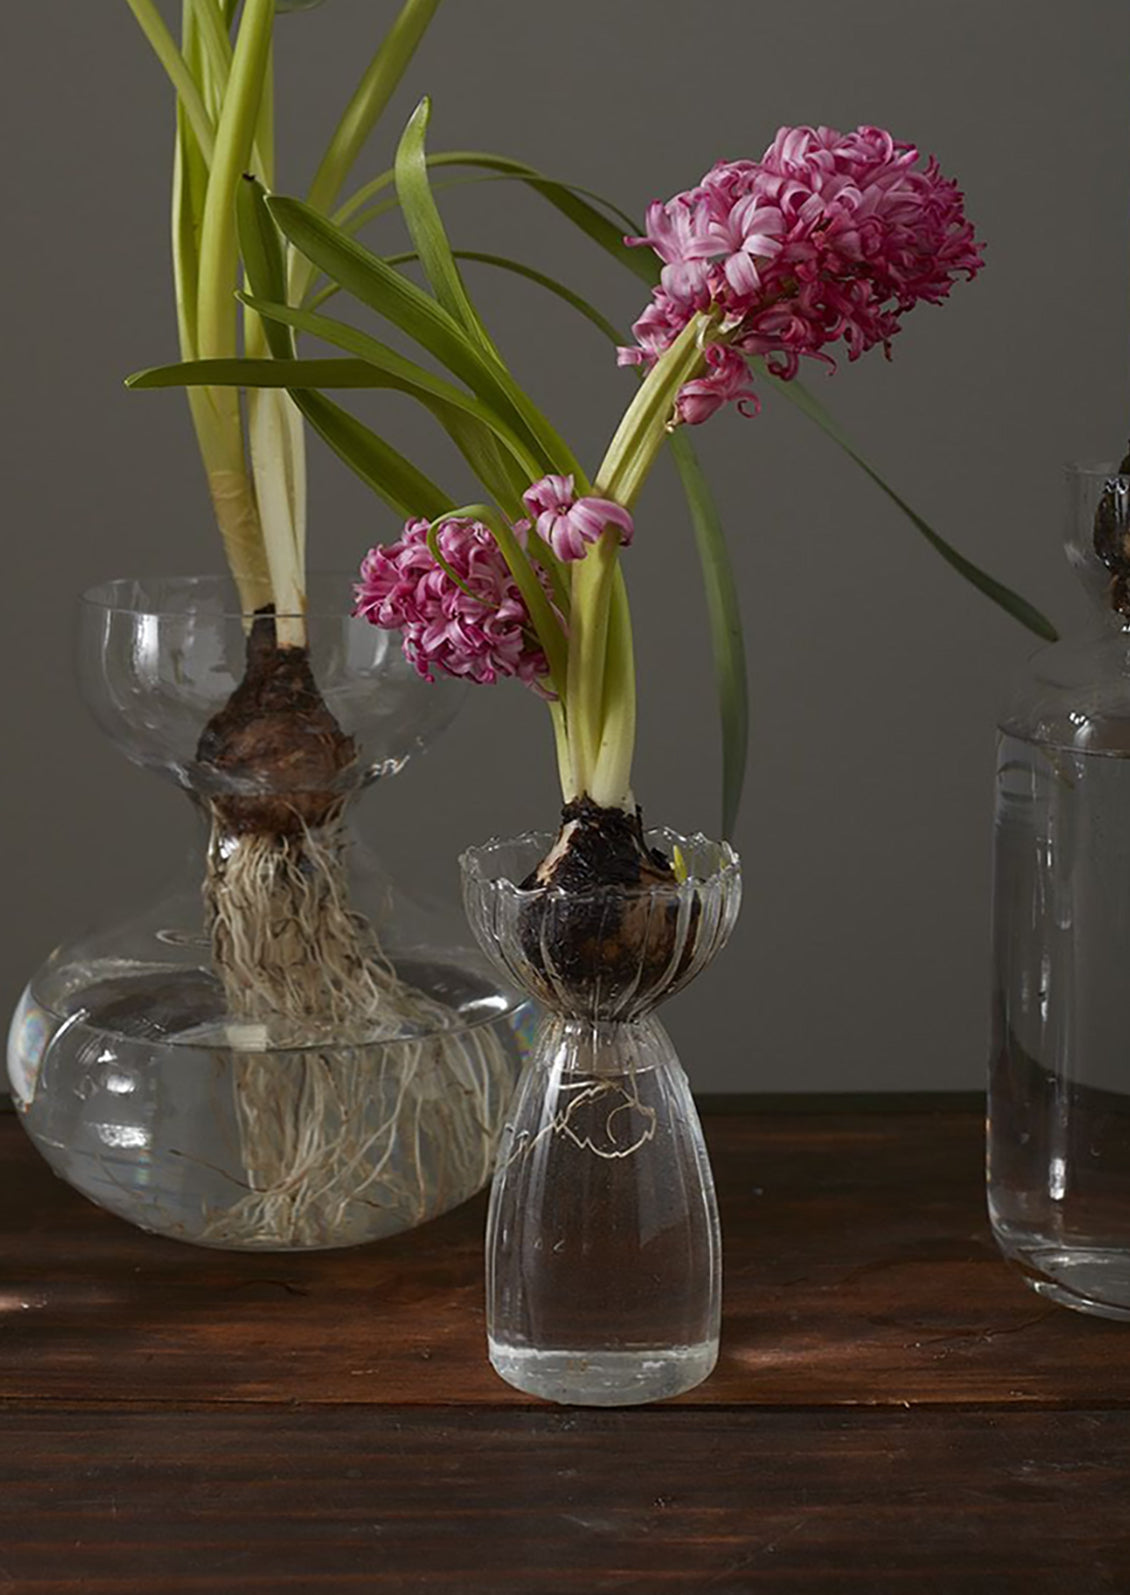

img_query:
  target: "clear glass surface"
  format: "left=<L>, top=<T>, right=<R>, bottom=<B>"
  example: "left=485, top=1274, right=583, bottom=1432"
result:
left=989, top=467, right=1130, bottom=1316
left=463, top=829, right=740, bottom=1404
left=8, top=576, right=533, bottom=1250
left=77, top=574, right=461, bottom=791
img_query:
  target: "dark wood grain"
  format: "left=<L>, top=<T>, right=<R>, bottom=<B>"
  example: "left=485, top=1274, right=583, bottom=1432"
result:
left=1, top=1109, right=1127, bottom=1409
left=4, top=1104, right=1130, bottom=1591
left=3, top=1407, right=1129, bottom=1593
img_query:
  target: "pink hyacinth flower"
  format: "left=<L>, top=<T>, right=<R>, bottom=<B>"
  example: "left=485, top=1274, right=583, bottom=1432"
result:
left=522, top=474, right=635, bottom=562
left=620, top=123, right=984, bottom=425
left=353, top=516, right=551, bottom=690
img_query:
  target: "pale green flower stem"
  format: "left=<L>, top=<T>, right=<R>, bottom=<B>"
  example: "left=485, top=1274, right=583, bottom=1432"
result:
left=562, top=313, right=713, bottom=810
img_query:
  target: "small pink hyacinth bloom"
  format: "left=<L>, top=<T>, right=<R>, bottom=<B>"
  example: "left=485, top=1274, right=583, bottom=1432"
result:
left=620, top=124, right=984, bottom=423
left=675, top=344, right=759, bottom=426
left=522, top=474, right=635, bottom=562
left=354, top=516, right=549, bottom=689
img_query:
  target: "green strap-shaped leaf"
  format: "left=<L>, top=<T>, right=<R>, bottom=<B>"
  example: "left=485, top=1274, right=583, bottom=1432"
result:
left=268, top=195, right=584, bottom=482
left=311, top=162, right=645, bottom=315
left=186, top=0, right=234, bottom=101
left=433, top=153, right=654, bottom=285
left=334, top=150, right=649, bottom=281
left=243, top=294, right=546, bottom=479
left=766, top=369, right=1058, bottom=642
left=128, top=351, right=543, bottom=559
left=294, top=390, right=453, bottom=522
left=392, top=106, right=538, bottom=519
left=195, top=0, right=273, bottom=360
left=304, top=0, right=444, bottom=220
left=242, top=299, right=551, bottom=528
left=382, top=249, right=628, bottom=347
left=309, top=180, right=610, bottom=313
left=236, top=176, right=294, bottom=360
left=341, top=171, right=590, bottom=241
left=172, top=27, right=208, bottom=360
left=395, top=100, right=501, bottom=360
left=124, top=0, right=216, bottom=161
left=666, top=432, right=748, bottom=841
left=128, top=356, right=417, bottom=389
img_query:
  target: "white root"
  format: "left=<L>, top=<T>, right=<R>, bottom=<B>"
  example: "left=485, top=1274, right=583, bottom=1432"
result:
left=199, top=808, right=514, bottom=1248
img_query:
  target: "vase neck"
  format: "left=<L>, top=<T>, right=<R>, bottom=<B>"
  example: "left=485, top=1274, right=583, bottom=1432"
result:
left=534, top=1013, right=675, bottom=1078
left=1067, top=465, right=1130, bottom=629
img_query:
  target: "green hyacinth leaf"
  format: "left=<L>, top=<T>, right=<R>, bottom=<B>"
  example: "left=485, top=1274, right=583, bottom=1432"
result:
left=769, top=371, right=1059, bottom=642
left=241, top=294, right=545, bottom=479
left=381, top=249, right=629, bottom=348
left=236, top=176, right=294, bottom=361
left=334, top=151, right=643, bottom=269
left=267, top=195, right=584, bottom=481
left=294, top=390, right=453, bottom=521
left=303, top=0, right=444, bottom=218
left=129, top=351, right=534, bottom=526
left=128, top=355, right=423, bottom=390
left=666, top=432, right=749, bottom=842
left=394, top=100, right=501, bottom=359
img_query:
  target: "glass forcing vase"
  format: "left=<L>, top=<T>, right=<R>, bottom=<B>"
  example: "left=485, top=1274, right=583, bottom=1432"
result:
left=989, top=465, right=1130, bottom=1317
left=462, top=828, right=741, bottom=1405
left=7, top=577, right=532, bottom=1250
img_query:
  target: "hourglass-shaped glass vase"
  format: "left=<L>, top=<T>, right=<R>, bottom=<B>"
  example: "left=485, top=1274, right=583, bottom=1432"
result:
left=462, top=828, right=741, bottom=1406
left=7, top=576, right=532, bottom=1250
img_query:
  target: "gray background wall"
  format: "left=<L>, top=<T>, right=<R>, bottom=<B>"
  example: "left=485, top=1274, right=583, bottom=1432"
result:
left=3, top=1, right=1128, bottom=1091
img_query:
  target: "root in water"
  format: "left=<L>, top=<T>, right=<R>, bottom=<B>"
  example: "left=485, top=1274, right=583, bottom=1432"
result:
left=193, top=615, right=513, bottom=1250
left=200, top=813, right=514, bottom=1249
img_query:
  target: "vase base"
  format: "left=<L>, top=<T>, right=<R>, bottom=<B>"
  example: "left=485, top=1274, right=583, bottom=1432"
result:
left=1008, top=1249, right=1130, bottom=1322
left=487, top=1338, right=718, bottom=1406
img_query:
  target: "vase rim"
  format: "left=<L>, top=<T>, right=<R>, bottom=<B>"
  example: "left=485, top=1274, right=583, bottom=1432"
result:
left=460, top=826, right=741, bottom=903
left=1066, top=462, right=1130, bottom=481
left=80, top=572, right=362, bottom=622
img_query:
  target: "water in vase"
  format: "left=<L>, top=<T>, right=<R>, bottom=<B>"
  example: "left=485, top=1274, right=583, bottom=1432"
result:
left=10, top=957, right=531, bottom=1250
left=989, top=730, right=1130, bottom=1317
left=486, top=1017, right=721, bottom=1405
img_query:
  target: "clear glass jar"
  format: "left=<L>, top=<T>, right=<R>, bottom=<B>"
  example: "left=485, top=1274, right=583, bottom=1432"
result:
left=462, top=828, right=741, bottom=1405
left=7, top=576, right=532, bottom=1250
left=989, top=464, right=1130, bottom=1317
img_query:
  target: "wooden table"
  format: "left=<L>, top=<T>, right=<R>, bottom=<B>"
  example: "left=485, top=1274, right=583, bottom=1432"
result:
left=2, top=1096, right=1129, bottom=1592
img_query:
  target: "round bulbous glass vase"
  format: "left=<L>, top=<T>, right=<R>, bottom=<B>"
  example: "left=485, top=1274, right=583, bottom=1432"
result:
left=462, top=828, right=741, bottom=1406
left=989, top=464, right=1130, bottom=1317
left=7, top=577, right=533, bottom=1251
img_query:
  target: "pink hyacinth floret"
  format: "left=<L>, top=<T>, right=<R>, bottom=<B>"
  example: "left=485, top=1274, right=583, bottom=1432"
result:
left=675, top=344, right=760, bottom=426
left=620, top=124, right=984, bottom=423
left=522, top=474, right=635, bottom=562
left=353, top=516, right=549, bottom=689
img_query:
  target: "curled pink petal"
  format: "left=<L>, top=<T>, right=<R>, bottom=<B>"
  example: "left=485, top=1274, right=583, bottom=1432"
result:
left=621, top=123, right=984, bottom=422
left=675, top=344, right=759, bottom=426
left=522, top=475, right=635, bottom=562
left=522, top=474, right=575, bottom=519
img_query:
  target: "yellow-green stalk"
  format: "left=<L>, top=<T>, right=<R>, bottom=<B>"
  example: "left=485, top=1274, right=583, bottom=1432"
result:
left=563, top=314, right=713, bottom=811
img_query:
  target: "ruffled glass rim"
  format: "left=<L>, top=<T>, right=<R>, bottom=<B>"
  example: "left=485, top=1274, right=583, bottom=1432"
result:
left=460, top=826, right=741, bottom=905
